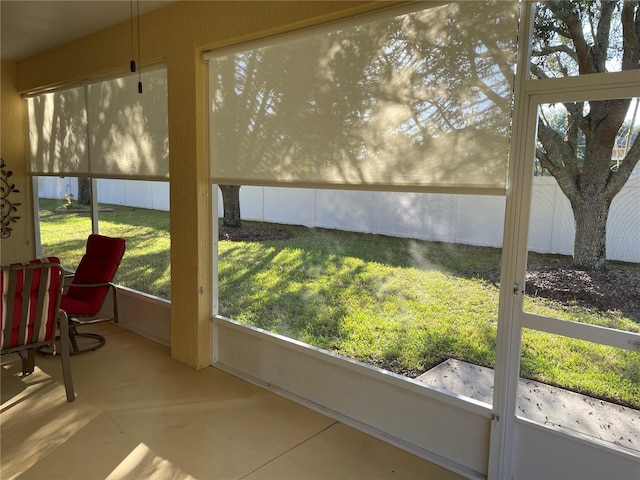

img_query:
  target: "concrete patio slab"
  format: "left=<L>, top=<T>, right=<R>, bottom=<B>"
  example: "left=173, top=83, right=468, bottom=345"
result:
left=417, top=359, right=639, bottom=454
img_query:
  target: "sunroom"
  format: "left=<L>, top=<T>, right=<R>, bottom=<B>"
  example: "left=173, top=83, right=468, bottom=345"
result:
left=1, top=1, right=638, bottom=479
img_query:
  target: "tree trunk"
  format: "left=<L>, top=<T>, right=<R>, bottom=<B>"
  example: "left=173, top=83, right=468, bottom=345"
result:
left=571, top=193, right=611, bottom=271
left=219, top=185, right=242, bottom=227
left=78, top=177, right=91, bottom=205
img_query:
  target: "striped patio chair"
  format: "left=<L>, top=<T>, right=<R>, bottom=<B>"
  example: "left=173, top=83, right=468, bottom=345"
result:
left=1, top=258, right=75, bottom=402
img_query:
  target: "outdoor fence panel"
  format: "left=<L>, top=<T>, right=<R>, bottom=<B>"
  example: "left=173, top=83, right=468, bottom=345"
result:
left=264, top=187, right=317, bottom=227
left=315, top=189, right=376, bottom=233
left=39, top=169, right=640, bottom=262
left=453, top=194, right=506, bottom=247
left=608, top=179, right=640, bottom=263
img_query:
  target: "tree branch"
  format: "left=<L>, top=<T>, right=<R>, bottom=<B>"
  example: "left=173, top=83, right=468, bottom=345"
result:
left=537, top=117, right=581, bottom=180
left=592, top=1, right=615, bottom=71
left=545, top=2, right=594, bottom=74
left=622, top=2, right=640, bottom=70
left=530, top=62, right=550, bottom=80
left=531, top=43, right=579, bottom=62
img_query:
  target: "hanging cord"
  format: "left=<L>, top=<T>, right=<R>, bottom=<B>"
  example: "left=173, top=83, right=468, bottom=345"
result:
left=130, top=0, right=136, bottom=72
left=137, top=0, right=143, bottom=93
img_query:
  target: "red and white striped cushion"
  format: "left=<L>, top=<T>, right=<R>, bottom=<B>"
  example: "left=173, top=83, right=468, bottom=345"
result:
left=1, top=257, right=62, bottom=350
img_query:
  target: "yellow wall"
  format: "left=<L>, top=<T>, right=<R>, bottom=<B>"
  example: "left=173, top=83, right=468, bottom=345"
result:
left=9, top=0, right=399, bottom=368
left=1, top=61, right=36, bottom=264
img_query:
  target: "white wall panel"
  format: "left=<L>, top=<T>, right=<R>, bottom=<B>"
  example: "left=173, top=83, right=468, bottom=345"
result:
left=100, top=286, right=170, bottom=347
left=214, top=317, right=491, bottom=479
left=512, top=418, right=639, bottom=480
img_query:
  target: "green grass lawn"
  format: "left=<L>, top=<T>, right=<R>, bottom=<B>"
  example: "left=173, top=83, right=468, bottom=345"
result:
left=39, top=199, right=640, bottom=408
left=38, top=199, right=171, bottom=299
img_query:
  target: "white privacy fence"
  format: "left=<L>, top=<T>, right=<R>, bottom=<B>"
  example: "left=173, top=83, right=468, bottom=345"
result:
left=38, top=178, right=170, bottom=211
left=237, top=177, right=639, bottom=263
left=39, top=167, right=639, bottom=263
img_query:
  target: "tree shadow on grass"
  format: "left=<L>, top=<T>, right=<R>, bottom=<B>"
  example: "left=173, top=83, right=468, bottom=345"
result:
left=226, top=223, right=639, bottom=325
left=218, top=233, right=499, bottom=378
left=217, top=223, right=639, bottom=408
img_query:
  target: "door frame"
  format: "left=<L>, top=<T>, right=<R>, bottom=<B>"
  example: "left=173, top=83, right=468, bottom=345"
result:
left=489, top=65, right=640, bottom=479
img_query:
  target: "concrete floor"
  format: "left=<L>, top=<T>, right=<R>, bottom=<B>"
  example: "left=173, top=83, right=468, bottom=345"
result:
left=1, top=323, right=462, bottom=480
left=417, top=359, right=639, bottom=455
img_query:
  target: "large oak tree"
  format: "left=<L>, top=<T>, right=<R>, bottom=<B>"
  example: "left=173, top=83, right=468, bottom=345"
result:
left=532, top=1, right=640, bottom=270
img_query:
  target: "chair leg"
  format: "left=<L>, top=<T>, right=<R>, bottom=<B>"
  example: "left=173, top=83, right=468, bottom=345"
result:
left=38, top=323, right=105, bottom=356
left=67, top=322, right=105, bottom=355
left=58, top=311, right=75, bottom=402
left=112, top=284, right=120, bottom=325
left=27, top=349, right=35, bottom=374
left=17, top=351, right=27, bottom=374
left=16, top=350, right=36, bottom=376
left=69, top=325, right=80, bottom=353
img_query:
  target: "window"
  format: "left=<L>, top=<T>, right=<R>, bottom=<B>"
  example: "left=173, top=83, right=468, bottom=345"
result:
left=27, top=68, right=170, bottom=299
left=209, top=1, right=520, bottom=400
left=216, top=186, right=505, bottom=391
left=518, top=96, right=640, bottom=453
left=531, top=1, right=639, bottom=78
left=506, top=0, right=640, bottom=458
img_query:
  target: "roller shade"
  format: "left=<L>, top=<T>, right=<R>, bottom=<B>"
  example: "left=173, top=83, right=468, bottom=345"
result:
left=28, top=86, right=89, bottom=175
left=28, top=68, right=169, bottom=179
left=207, top=2, right=519, bottom=194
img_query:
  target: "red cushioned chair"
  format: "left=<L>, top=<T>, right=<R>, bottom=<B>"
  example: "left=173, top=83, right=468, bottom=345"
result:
left=1, top=258, right=75, bottom=402
left=61, top=234, right=126, bottom=354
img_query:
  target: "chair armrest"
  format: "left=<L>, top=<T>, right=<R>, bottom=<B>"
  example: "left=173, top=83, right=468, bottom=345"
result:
left=67, top=281, right=116, bottom=288
left=63, top=270, right=75, bottom=289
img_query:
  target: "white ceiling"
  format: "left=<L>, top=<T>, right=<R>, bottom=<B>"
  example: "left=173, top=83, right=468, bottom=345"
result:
left=1, top=0, right=175, bottom=61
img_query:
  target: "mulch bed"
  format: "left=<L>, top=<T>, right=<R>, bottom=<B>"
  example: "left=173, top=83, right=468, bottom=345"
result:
left=218, top=224, right=290, bottom=241
left=525, top=265, right=640, bottom=320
